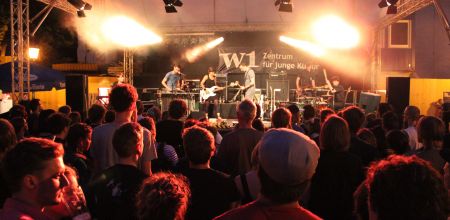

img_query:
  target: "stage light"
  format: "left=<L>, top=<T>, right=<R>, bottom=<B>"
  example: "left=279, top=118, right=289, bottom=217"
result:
left=68, top=0, right=92, bottom=17
left=275, top=0, right=292, bottom=12
left=279, top=36, right=325, bottom=57
left=378, top=0, right=398, bottom=14
left=312, top=15, right=360, bottom=49
left=185, top=37, right=225, bottom=62
left=163, top=0, right=183, bottom=13
left=77, top=10, right=86, bottom=17
left=28, top=47, right=40, bottom=60
left=101, top=16, right=162, bottom=48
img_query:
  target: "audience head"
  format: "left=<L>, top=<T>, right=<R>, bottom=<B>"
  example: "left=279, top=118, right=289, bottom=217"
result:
left=386, top=130, right=410, bottom=155
left=287, top=104, right=300, bottom=124
left=404, top=105, right=420, bottom=126
left=113, top=122, right=143, bottom=161
left=87, top=104, right=106, bottom=125
left=0, top=119, right=17, bottom=159
left=377, top=103, right=394, bottom=118
left=319, top=108, right=335, bottom=124
left=10, top=117, right=27, bottom=141
left=109, top=84, right=138, bottom=113
left=365, top=113, right=379, bottom=128
left=9, top=104, right=27, bottom=119
left=38, top=109, right=56, bottom=133
left=147, top=106, right=162, bottom=122
left=136, top=100, right=144, bottom=116
left=58, top=105, right=72, bottom=116
left=183, top=126, right=215, bottom=165
left=136, top=172, right=190, bottom=220
left=184, top=118, right=200, bottom=129
left=271, top=107, right=292, bottom=129
left=320, top=115, right=351, bottom=152
left=66, top=123, right=92, bottom=153
left=30, top=99, right=42, bottom=113
left=69, top=111, right=81, bottom=125
left=104, top=110, right=116, bottom=123
left=302, top=104, right=316, bottom=121
left=237, top=99, right=257, bottom=124
left=342, top=106, right=365, bottom=134
left=47, top=113, right=71, bottom=138
left=417, top=116, right=445, bottom=149
left=257, top=128, right=320, bottom=204
left=138, top=116, right=156, bottom=141
left=382, top=111, right=400, bottom=132
left=366, top=155, right=448, bottom=220
left=2, top=138, right=68, bottom=206
left=168, top=99, right=188, bottom=120
left=357, top=128, right=377, bottom=148
left=252, top=119, right=265, bottom=132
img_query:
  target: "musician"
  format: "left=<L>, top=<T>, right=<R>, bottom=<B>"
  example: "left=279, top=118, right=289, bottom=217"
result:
left=296, top=64, right=329, bottom=96
left=329, top=76, right=345, bottom=110
left=200, top=67, right=223, bottom=118
left=239, top=65, right=256, bottom=100
left=161, top=64, right=184, bottom=91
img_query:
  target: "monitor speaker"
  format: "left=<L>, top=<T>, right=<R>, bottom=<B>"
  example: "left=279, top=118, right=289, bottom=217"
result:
left=267, top=80, right=289, bottom=102
left=359, top=92, right=381, bottom=113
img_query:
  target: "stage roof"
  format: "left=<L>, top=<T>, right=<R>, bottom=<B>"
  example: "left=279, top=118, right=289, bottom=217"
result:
left=78, top=0, right=386, bottom=33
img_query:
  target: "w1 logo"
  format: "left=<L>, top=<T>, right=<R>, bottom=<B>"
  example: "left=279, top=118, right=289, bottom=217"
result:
left=219, top=51, right=258, bottom=68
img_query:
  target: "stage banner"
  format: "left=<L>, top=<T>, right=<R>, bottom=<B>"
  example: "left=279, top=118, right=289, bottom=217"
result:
left=217, top=47, right=320, bottom=74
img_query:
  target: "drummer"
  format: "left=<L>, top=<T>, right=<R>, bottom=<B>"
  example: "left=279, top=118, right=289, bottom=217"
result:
left=296, top=64, right=328, bottom=96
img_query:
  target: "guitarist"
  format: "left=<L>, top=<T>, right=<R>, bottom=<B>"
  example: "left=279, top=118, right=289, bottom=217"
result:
left=200, top=67, right=223, bottom=118
left=239, top=65, right=256, bottom=100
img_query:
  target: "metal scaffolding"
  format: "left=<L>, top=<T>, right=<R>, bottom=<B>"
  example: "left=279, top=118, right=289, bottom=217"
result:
left=10, top=0, right=31, bottom=101
left=123, top=49, right=134, bottom=85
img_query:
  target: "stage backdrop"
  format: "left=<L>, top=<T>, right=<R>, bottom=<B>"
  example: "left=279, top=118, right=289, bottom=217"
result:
left=216, top=47, right=319, bottom=74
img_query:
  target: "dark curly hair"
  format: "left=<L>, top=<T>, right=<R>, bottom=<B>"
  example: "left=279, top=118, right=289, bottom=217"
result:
left=366, top=155, right=448, bottom=220
left=109, top=84, right=138, bottom=113
left=136, top=172, right=190, bottom=220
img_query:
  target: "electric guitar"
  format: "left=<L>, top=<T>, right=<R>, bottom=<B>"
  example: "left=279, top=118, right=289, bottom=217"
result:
left=200, top=81, right=239, bottom=101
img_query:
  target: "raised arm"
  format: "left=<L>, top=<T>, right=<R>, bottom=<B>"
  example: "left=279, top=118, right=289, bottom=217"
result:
left=200, top=75, right=208, bottom=89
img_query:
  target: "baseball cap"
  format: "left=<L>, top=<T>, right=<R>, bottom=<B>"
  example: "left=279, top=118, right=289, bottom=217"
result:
left=258, top=128, right=320, bottom=185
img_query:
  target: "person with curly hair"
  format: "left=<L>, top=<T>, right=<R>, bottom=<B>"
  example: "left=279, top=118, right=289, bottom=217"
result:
left=366, top=155, right=448, bottom=220
left=136, top=172, right=190, bottom=220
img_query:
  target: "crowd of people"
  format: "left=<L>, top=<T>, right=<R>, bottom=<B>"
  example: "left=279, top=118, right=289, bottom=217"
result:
left=0, top=83, right=449, bottom=220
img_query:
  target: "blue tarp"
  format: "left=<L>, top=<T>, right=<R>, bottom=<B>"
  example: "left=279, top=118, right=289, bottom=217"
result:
left=0, top=62, right=66, bottom=92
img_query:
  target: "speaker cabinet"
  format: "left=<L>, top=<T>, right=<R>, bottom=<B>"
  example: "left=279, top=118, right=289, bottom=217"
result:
left=387, top=77, right=410, bottom=115
left=267, top=80, right=289, bottom=102
left=66, top=74, right=88, bottom=117
left=359, top=92, right=381, bottom=113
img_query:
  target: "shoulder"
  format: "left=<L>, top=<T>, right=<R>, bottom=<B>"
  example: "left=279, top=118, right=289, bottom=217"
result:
left=214, top=202, right=261, bottom=220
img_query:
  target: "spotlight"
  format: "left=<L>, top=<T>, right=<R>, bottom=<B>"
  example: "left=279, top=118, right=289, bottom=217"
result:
left=77, top=10, right=86, bottom=17
left=275, top=0, right=292, bottom=12
left=387, top=5, right=397, bottom=14
left=68, top=0, right=91, bottom=10
left=163, top=0, right=183, bottom=13
left=68, top=0, right=92, bottom=17
left=378, top=0, right=398, bottom=14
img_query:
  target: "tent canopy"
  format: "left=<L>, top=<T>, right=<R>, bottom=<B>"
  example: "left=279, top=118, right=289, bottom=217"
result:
left=0, top=62, right=66, bottom=92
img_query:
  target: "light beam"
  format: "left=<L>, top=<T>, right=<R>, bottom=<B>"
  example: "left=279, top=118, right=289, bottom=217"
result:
left=279, top=35, right=326, bottom=57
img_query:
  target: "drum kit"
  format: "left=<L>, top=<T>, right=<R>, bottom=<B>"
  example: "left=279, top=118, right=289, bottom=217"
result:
left=293, top=86, right=334, bottom=110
